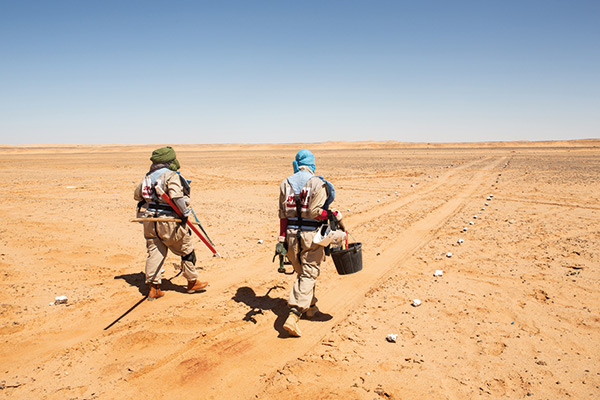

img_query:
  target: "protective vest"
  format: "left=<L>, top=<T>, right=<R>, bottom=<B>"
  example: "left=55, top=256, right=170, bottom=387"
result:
left=141, top=167, right=171, bottom=203
left=283, top=176, right=321, bottom=231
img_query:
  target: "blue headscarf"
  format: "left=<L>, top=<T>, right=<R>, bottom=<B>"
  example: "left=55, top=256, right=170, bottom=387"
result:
left=292, top=149, right=316, bottom=173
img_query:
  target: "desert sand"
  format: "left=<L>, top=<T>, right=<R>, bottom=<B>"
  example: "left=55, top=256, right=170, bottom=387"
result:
left=0, top=141, right=599, bottom=399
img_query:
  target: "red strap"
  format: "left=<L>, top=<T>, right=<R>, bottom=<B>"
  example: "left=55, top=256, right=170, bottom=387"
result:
left=315, top=209, right=328, bottom=220
left=279, top=218, right=288, bottom=236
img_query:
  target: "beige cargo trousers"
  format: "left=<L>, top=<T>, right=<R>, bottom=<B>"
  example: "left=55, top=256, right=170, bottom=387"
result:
left=143, top=221, right=199, bottom=284
left=285, top=229, right=325, bottom=311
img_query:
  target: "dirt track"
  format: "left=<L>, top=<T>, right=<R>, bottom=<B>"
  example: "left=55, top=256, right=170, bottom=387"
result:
left=1, top=142, right=599, bottom=399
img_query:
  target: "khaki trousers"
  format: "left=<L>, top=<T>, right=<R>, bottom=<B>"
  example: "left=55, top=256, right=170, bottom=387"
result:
left=286, top=229, right=325, bottom=311
left=143, top=221, right=198, bottom=284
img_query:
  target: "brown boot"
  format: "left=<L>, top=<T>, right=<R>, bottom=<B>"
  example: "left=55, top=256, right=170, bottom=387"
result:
left=148, top=283, right=164, bottom=299
left=283, top=311, right=302, bottom=337
left=305, top=304, right=319, bottom=319
left=187, top=280, right=208, bottom=293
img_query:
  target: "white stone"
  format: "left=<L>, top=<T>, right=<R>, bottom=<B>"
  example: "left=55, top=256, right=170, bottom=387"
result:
left=463, top=227, right=468, bottom=232
left=485, top=202, right=489, bottom=206
left=54, top=295, right=68, bottom=305
left=412, top=299, right=422, bottom=307
left=469, top=221, right=475, bottom=225
left=457, top=238, right=464, bottom=244
left=446, top=252, right=453, bottom=258
left=257, top=239, right=263, bottom=244
left=434, top=270, right=443, bottom=277
left=386, top=333, right=398, bottom=343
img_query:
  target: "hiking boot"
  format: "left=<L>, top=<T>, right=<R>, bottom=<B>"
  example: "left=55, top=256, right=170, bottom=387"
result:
left=305, top=304, right=319, bottom=318
left=187, top=280, right=208, bottom=293
left=148, top=283, right=164, bottom=299
left=283, top=311, right=302, bottom=337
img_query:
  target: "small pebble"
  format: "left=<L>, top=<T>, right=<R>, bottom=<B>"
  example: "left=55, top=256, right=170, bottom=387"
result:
left=446, top=252, right=452, bottom=258
left=469, top=221, right=474, bottom=225
left=257, top=239, right=263, bottom=244
left=412, top=299, right=421, bottom=307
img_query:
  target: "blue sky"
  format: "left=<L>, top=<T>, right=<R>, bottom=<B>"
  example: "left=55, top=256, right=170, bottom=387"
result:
left=1, top=0, right=598, bottom=144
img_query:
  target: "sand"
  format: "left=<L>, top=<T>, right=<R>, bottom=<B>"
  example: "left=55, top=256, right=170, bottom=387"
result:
left=0, top=141, right=599, bottom=399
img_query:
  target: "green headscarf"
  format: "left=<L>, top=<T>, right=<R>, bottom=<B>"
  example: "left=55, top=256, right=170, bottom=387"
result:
left=150, top=146, right=180, bottom=171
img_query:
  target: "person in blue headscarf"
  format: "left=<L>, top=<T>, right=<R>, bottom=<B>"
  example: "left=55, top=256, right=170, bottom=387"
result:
left=277, top=149, right=343, bottom=337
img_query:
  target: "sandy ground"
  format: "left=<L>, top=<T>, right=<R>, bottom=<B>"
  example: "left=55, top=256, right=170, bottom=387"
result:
left=0, top=141, right=599, bottom=399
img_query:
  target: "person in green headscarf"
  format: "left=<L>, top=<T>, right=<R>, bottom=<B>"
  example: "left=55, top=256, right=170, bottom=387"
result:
left=134, top=146, right=208, bottom=299
left=150, top=146, right=180, bottom=171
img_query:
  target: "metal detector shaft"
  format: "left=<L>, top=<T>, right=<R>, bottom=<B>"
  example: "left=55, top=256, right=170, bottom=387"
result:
left=155, top=185, right=222, bottom=257
left=190, top=206, right=215, bottom=246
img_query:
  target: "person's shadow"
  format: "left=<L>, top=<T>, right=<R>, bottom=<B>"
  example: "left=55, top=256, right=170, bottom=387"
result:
left=114, top=271, right=198, bottom=295
left=232, top=286, right=332, bottom=338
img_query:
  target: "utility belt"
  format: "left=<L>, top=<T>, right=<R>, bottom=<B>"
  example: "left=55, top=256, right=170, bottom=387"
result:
left=286, top=217, right=323, bottom=232
left=146, top=202, right=176, bottom=214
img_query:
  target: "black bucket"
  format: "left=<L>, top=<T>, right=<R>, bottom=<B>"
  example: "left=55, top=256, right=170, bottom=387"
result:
left=330, top=242, right=363, bottom=275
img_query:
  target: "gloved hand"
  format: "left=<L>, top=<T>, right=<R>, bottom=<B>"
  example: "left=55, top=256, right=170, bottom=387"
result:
left=275, top=242, right=287, bottom=256
left=180, top=214, right=188, bottom=226
left=332, top=209, right=342, bottom=221
left=273, top=241, right=288, bottom=263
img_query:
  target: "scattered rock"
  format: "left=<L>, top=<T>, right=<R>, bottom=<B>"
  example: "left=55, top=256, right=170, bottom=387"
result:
left=457, top=238, right=464, bottom=244
left=446, top=252, right=453, bottom=258
left=386, top=333, right=398, bottom=343
left=434, top=270, right=443, bottom=277
left=257, top=239, right=263, bottom=244
left=54, top=296, right=68, bottom=305
left=412, top=299, right=421, bottom=307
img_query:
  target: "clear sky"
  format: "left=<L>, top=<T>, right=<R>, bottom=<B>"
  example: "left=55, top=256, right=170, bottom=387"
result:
left=1, top=0, right=599, bottom=145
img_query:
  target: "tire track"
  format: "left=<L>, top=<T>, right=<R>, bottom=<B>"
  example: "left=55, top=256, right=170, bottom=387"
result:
left=113, top=157, right=506, bottom=399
